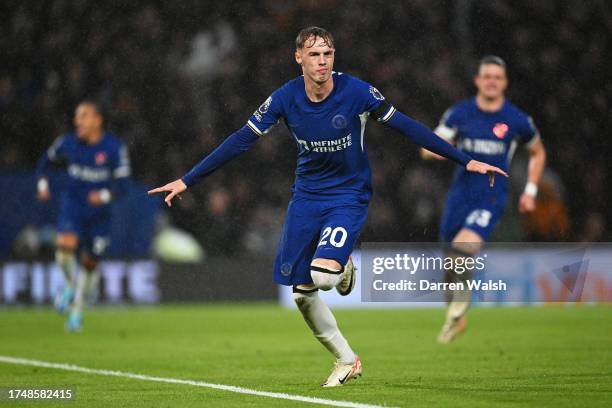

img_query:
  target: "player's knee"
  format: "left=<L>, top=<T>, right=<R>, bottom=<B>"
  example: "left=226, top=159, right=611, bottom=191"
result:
left=56, top=233, right=78, bottom=252
left=311, top=272, right=338, bottom=291
left=80, top=253, right=98, bottom=271
left=55, top=248, right=75, bottom=270
left=310, top=259, right=343, bottom=291
left=445, top=246, right=476, bottom=282
left=452, top=229, right=483, bottom=255
left=292, top=285, right=318, bottom=309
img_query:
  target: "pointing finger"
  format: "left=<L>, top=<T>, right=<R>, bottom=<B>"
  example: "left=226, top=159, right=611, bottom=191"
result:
left=148, top=186, right=167, bottom=195
left=495, top=167, right=509, bottom=177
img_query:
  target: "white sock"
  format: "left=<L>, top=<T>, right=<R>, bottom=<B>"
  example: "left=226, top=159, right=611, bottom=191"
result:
left=56, top=250, right=77, bottom=288
left=293, top=289, right=356, bottom=364
left=446, top=296, right=470, bottom=322
left=71, top=268, right=98, bottom=314
left=445, top=263, right=472, bottom=322
left=444, top=245, right=478, bottom=323
left=85, top=269, right=100, bottom=302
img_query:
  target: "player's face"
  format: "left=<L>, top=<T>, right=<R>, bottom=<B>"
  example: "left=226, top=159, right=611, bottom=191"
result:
left=474, top=64, right=507, bottom=100
left=295, top=36, right=335, bottom=85
left=74, top=104, right=102, bottom=140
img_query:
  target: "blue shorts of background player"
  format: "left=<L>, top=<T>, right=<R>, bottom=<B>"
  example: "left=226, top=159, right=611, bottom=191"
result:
left=440, top=188, right=507, bottom=243
left=273, top=196, right=368, bottom=286
left=57, top=197, right=111, bottom=260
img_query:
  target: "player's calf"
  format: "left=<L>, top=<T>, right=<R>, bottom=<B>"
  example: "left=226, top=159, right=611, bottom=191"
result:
left=66, top=253, right=100, bottom=332
left=444, top=239, right=480, bottom=317
left=54, top=236, right=79, bottom=314
left=438, top=239, right=480, bottom=343
left=55, top=235, right=78, bottom=288
left=292, top=286, right=357, bottom=370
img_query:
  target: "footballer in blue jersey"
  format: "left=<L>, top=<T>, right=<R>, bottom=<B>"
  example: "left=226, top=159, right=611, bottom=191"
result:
left=36, top=101, right=131, bottom=331
left=149, top=27, right=506, bottom=386
left=422, top=56, right=546, bottom=343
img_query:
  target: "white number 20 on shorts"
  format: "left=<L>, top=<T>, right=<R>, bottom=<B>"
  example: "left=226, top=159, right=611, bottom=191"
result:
left=466, top=209, right=492, bottom=228
left=318, top=227, right=348, bottom=248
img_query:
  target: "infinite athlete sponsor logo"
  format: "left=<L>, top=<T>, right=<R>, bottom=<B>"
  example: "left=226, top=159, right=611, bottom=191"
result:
left=493, top=122, right=509, bottom=139
left=68, top=164, right=111, bottom=182
left=0, top=261, right=159, bottom=304
left=295, top=134, right=353, bottom=153
left=459, top=138, right=506, bottom=155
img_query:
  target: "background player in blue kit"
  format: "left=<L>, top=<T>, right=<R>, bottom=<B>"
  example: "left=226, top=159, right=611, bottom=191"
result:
left=422, top=56, right=547, bottom=343
left=149, top=27, right=507, bottom=387
left=37, top=101, right=131, bottom=332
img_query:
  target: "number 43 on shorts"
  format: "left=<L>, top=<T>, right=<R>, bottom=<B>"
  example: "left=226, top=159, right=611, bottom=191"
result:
left=318, top=226, right=348, bottom=248
left=466, top=209, right=492, bottom=227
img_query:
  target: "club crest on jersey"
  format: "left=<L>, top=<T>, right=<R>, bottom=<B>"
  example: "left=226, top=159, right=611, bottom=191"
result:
left=253, top=96, right=272, bottom=122
left=369, top=86, right=385, bottom=101
left=280, top=263, right=292, bottom=276
left=95, top=152, right=107, bottom=165
left=493, top=123, right=509, bottom=139
left=332, top=114, right=348, bottom=129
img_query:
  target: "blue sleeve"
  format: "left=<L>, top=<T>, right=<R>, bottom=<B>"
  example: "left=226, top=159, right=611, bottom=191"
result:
left=245, top=88, right=284, bottom=136
left=112, top=142, right=132, bottom=197
left=433, top=107, right=460, bottom=141
left=354, top=80, right=397, bottom=123
left=181, top=125, right=259, bottom=187
left=36, top=136, right=66, bottom=178
left=516, top=114, right=539, bottom=145
left=440, top=106, right=460, bottom=128
left=385, top=111, right=472, bottom=166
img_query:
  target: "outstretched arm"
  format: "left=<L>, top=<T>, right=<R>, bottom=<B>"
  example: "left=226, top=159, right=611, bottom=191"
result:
left=519, top=137, right=546, bottom=213
left=35, top=154, right=53, bottom=202
left=385, top=110, right=508, bottom=184
left=35, top=136, right=66, bottom=201
left=147, top=125, right=259, bottom=207
left=111, top=143, right=132, bottom=198
left=420, top=129, right=453, bottom=161
left=420, top=111, right=458, bottom=161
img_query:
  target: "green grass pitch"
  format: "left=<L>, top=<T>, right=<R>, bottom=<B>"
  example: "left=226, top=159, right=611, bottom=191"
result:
left=0, top=304, right=610, bottom=407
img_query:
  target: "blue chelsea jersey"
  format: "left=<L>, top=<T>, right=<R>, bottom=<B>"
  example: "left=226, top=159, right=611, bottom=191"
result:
left=246, top=72, right=396, bottom=203
left=39, top=132, right=131, bottom=204
left=435, top=97, right=539, bottom=195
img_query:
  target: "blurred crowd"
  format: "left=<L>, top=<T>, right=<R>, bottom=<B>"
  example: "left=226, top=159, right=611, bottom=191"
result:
left=1, top=0, right=610, bottom=257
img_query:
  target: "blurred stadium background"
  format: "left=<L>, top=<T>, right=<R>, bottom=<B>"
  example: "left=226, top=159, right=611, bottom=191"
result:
left=2, top=0, right=611, bottom=304
left=1, top=1, right=611, bottom=407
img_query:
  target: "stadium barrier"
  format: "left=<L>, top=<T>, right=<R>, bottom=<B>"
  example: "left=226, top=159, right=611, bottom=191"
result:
left=280, top=243, right=612, bottom=308
left=0, top=256, right=276, bottom=305
left=5, top=243, right=610, bottom=307
left=0, top=172, right=158, bottom=258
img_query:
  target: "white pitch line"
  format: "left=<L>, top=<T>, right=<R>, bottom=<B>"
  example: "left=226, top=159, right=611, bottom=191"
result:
left=0, top=355, right=392, bottom=408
